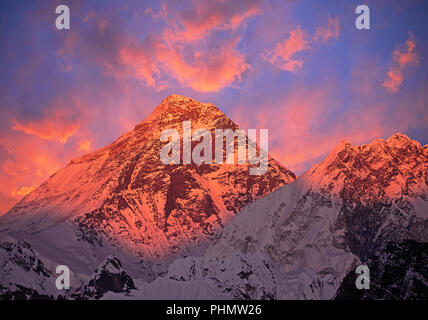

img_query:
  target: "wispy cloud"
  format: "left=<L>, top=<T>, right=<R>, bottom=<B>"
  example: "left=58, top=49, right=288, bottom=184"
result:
left=383, top=33, right=419, bottom=93
left=263, top=17, right=340, bottom=72
left=12, top=110, right=80, bottom=143
left=262, top=27, right=311, bottom=72
left=313, top=17, right=340, bottom=42
left=150, top=0, right=263, bottom=44
left=117, top=44, right=159, bottom=87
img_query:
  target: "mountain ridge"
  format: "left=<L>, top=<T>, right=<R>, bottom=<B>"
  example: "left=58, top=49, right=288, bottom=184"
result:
left=0, top=94, right=295, bottom=280
left=132, top=132, right=427, bottom=299
left=0, top=94, right=426, bottom=299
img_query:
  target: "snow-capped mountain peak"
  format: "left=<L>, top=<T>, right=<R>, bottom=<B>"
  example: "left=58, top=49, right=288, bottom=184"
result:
left=0, top=95, right=295, bottom=279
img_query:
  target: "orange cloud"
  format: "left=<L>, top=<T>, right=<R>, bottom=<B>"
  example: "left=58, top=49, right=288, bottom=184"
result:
left=154, top=0, right=262, bottom=43
left=118, top=46, right=159, bottom=87
left=77, top=139, right=92, bottom=152
left=13, top=185, right=37, bottom=197
left=68, top=2, right=261, bottom=93
left=158, top=39, right=251, bottom=92
left=12, top=110, right=80, bottom=143
left=383, top=33, right=418, bottom=93
left=0, top=191, right=16, bottom=214
left=263, top=18, right=340, bottom=73
left=130, top=1, right=260, bottom=92
left=1, top=97, right=89, bottom=207
left=118, top=38, right=251, bottom=92
left=0, top=134, right=67, bottom=206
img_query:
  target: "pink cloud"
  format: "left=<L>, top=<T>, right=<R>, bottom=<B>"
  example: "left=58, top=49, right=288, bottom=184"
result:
left=0, top=92, right=103, bottom=207
left=118, top=46, right=159, bottom=87
left=12, top=110, right=80, bottom=143
left=263, top=27, right=311, bottom=72
left=313, top=17, right=340, bottom=42
left=0, top=136, right=64, bottom=206
left=152, top=0, right=263, bottom=43
left=135, top=1, right=261, bottom=91
left=158, top=39, right=251, bottom=92
left=383, top=33, right=419, bottom=93
left=114, top=37, right=251, bottom=92
left=57, top=2, right=261, bottom=93
left=263, top=18, right=340, bottom=73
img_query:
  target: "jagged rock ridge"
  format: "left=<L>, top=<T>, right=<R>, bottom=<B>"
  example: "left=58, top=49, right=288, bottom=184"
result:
left=75, top=255, right=136, bottom=299
left=134, top=133, right=427, bottom=299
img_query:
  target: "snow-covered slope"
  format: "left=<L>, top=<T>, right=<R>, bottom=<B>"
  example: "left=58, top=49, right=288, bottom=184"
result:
left=0, top=240, right=57, bottom=299
left=134, top=133, right=428, bottom=299
left=0, top=94, right=295, bottom=294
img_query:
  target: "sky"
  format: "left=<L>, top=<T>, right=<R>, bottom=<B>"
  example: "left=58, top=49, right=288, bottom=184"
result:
left=0, top=0, right=427, bottom=212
